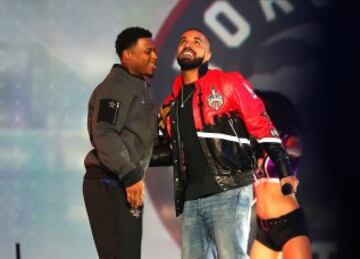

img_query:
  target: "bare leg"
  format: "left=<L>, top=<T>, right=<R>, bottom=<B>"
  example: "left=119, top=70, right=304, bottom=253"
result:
left=250, top=240, right=282, bottom=259
left=282, top=236, right=312, bottom=259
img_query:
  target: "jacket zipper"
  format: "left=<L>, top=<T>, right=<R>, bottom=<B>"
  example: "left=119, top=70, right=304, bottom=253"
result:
left=228, top=118, right=243, bottom=148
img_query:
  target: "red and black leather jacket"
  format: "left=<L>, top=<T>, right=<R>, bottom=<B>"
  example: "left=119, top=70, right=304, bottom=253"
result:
left=151, top=65, right=293, bottom=216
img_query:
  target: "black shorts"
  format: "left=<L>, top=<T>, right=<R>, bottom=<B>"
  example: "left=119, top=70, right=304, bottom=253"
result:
left=255, top=208, right=310, bottom=251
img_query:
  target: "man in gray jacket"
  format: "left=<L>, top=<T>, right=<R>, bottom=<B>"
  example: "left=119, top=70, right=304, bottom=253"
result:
left=83, top=27, right=158, bottom=259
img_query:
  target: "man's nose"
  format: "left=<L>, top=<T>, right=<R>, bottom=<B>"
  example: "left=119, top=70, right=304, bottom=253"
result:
left=184, top=41, right=192, bottom=49
left=152, top=51, right=158, bottom=60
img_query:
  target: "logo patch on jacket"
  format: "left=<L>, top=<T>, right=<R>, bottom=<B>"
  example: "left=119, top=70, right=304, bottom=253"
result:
left=97, top=98, right=121, bottom=125
left=207, top=87, right=224, bottom=111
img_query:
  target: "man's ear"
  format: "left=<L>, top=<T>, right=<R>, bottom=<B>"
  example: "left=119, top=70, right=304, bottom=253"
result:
left=205, top=50, right=212, bottom=62
left=120, top=49, right=133, bottom=66
left=122, top=49, right=132, bottom=61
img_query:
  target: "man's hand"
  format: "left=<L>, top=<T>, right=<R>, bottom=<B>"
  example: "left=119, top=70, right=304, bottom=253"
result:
left=280, top=175, right=299, bottom=195
left=126, top=179, right=145, bottom=208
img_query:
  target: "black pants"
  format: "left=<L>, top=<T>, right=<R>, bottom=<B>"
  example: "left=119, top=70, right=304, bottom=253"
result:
left=83, top=168, right=142, bottom=259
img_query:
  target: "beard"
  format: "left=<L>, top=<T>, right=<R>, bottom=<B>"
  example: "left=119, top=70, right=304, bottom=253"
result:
left=177, top=54, right=204, bottom=70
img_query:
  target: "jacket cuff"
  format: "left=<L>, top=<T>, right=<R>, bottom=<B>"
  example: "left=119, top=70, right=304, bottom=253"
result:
left=121, top=168, right=143, bottom=187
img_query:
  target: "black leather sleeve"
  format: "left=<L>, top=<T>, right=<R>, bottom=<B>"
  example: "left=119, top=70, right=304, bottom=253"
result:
left=261, top=142, right=293, bottom=178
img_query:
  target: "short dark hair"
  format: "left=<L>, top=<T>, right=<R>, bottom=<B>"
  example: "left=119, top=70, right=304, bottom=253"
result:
left=115, top=27, right=152, bottom=57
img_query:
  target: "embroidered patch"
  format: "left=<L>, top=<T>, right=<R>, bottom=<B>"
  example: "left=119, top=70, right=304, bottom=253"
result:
left=129, top=207, right=142, bottom=218
left=207, top=87, right=224, bottom=111
left=97, top=99, right=121, bottom=125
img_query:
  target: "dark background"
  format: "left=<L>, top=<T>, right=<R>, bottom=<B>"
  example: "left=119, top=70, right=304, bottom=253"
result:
left=323, top=1, right=358, bottom=257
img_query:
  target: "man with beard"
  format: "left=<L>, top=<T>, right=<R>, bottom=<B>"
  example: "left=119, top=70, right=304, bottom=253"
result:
left=83, top=27, right=158, bottom=259
left=152, top=28, right=298, bottom=259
